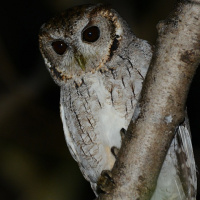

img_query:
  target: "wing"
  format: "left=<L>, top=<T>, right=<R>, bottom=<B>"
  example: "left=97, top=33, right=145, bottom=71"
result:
left=60, top=102, right=80, bottom=163
left=151, top=114, right=197, bottom=200
left=175, top=114, right=197, bottom=199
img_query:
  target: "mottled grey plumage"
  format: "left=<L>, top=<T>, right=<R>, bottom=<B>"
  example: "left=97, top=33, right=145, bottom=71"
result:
left=39, top=4, right=197, bottom=199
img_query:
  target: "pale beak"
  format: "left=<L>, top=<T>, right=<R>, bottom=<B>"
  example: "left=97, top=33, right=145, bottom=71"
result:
left=75, top=54, right=86, bottom=71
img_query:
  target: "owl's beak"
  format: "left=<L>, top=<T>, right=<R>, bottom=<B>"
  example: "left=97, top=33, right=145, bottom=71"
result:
left=75, top=54, right=86, bottom=71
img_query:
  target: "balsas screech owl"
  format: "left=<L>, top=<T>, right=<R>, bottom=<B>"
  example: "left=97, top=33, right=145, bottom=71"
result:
left=39, top=4, right=197, bottom=199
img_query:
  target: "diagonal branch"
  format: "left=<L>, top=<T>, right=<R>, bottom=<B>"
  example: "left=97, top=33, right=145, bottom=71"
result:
left=97, top=1, right=200, bottom=199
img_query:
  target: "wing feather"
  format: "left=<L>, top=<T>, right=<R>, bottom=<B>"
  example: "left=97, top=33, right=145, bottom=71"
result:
left=151, top=114, right=197, bottom=200
left=175, top=114, right=197, bottom=199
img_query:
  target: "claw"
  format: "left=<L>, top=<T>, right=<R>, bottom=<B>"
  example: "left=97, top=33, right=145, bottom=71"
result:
left=97, top=170, right=115, bottom=194
left=102, top=170, right=114, bottom=183
left=120, top=128, right=126, bottom=140
left=111, top=146, right=119, bottom=158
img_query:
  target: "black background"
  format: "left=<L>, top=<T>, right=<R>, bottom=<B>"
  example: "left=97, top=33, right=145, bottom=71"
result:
left=0, top=0, right=200, bottom=199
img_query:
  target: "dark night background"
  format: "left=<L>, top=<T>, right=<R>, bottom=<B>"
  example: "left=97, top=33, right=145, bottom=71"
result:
left=0, top=0, right=200, bottom=199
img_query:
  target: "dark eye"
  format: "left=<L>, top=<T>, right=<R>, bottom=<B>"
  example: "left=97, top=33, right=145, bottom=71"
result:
left=82, top=26, right=100, bottom=43
left=52, top=40, right=67, bottom=55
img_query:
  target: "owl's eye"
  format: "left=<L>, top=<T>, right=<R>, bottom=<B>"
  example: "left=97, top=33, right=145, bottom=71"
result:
left=52, top=40, right=67, bottom=55
left=82, top=26, right=100, bottom=43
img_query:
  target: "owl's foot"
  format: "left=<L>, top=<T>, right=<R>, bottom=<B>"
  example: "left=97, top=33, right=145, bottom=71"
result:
left=111, top=146, right=119, bottom=158
left=120, top=128, right=126, bottom=140
left=110, top=128, right=127, bottom=158
left=97, top=170, right=115, bottom=194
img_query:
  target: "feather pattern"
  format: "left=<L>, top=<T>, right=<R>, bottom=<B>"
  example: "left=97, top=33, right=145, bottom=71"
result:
left=151, top=115, right=197, bottom=200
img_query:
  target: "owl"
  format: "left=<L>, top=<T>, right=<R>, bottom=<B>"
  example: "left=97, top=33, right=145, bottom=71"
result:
left=39, top=4, right=197, bottom=199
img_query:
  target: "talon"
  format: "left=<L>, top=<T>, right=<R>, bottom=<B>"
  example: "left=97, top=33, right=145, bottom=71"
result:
left=111, top=146, right=119, bottom=158
left=120, top=128, right=126, bottom=140
left=101, top=170, right=114, bottom=183
left=97, top=170, right=115, bottom=194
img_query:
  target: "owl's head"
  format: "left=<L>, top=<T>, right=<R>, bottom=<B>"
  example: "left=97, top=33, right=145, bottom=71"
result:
left=39, top=4, right=134, bottom=86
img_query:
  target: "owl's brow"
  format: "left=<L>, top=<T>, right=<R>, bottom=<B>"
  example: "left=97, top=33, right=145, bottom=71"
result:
left=88, top=4, right=112, bottom=17
left=39, top=30, right=52, bottom=40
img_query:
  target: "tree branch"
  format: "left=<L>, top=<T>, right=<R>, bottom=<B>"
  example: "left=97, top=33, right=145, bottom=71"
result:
left=97, top=1, right=200, bottom=199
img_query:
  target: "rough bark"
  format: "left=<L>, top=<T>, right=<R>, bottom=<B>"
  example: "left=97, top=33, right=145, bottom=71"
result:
left=97, top=1, right=200, bottom=199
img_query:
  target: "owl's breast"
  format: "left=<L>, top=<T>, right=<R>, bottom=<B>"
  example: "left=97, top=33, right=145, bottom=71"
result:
left=61, top=73, right=127, bottom=182
left=60, top=68, right=140, bottom=188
